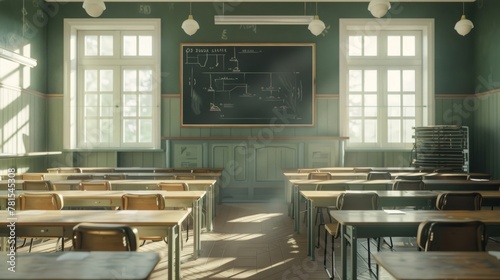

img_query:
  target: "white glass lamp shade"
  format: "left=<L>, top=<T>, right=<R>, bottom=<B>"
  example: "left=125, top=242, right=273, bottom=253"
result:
left=368, top=0, right=391, bottom=18
left=455, top=15, right=474, bottom=36
left=182, top=15, right=200, bottom=36
left=308, top=15, right=326, bottom=36
left=82, top=0, right=106, bottom=18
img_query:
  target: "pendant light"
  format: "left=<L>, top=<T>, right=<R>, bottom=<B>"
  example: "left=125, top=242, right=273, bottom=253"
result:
left=368, top=0, right=391, bottom=18
left=82, top=0, right=106, bottom=18
left=181, top=3, right=199, bottom=36
left=454, top=2, right=474, bottom=36
left=308, top=2, right=325, bottom=36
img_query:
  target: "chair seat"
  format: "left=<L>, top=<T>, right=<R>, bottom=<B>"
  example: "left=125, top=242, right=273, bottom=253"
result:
left=325, top=223, right=339, bottom=238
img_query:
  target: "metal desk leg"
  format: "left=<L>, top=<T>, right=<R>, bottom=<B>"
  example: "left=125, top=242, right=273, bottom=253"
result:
left=294, top=185, right=300, bottom=233
left=340, top=224, right=348, bottom=280
left=207, top=186, right=213, bottom=232
left=193, top=198, right=201, bottom=258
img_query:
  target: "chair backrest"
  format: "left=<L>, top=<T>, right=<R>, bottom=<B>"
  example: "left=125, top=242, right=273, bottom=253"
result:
left=298, top=168, right=318, bottom=173
left=103, top=173, right=128, bottom=180
left=394, top=175, right=423, bottom=181
left=353, top=168, right=372, bottom=173
left=308, top=172, right=332, bottom=180
left=175, top=175, right=196, bottom=180
left=121, top=193, right=165, bottom=210
left=57, top=167, right=83, bottom=173
left=337, top=192, right=380, bottom=211
left=435, top=192, right=482, bottom=210
left=392, top=180, right=425, bottom=191
left=157, top=182, right=189, bottom=191
left=22, top=174, right=45, bottom=180
left=79, top=181, right=112, bottom=191
left=19, top=193, right=64, bottom=210
left=67, top=174, right=94, bottom=180
left=23, top=180, right=53, bottom=191
left=417, top=220, right=487, bottom=251
left=72, top=223, right=139, bottom=251
left=316, top=184, right=348, bottom=191
left=366, top=171, right=391, bottom=180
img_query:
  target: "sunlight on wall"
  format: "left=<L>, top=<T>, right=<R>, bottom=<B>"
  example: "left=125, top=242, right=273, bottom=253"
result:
left=3, top=104, right=30, bottom=154
left=0, top=58, right=21, bottom=86
left=22, top=44, right=32, bottom=89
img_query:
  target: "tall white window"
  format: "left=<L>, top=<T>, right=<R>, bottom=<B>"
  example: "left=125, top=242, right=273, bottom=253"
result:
left=64, top=19, right=161, bottom=149
left=340, top=19, right=434, bottom=150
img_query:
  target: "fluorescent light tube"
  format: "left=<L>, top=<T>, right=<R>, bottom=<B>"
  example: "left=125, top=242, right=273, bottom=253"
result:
left=214, top=15, right=314, bottom=25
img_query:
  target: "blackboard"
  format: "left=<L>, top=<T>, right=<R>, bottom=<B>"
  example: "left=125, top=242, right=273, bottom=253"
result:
left=180, top=43, right=315, bottom=127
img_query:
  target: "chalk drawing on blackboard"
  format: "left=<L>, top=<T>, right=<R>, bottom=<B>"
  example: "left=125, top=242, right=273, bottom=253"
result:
left=181, top=43, right=315, bottom=126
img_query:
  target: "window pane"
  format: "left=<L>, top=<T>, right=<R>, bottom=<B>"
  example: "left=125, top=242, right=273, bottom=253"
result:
left=84, top=35, right=98, bottom=56
left=123, top=94, right=137, bottom=117
left=123, top=119, right=137, bottom=143
left=123, top=36, right=137, bottom=56
left=364, top=70, right=377, bottom=92
left=364, top=94, right=377, bottom=117
left=84, top=94, right=98, bottom=116
left=388, top=94, right=401, bottom=117
left=100, top=70, right=113, bottom=92
left=84, top=119, right=98, bottom=143
left=349, top=70, right=362, bottom=91
left=139, top=94, right=152, bottom=117
left=123, top=70, right=137, bottom=92
left=364, top=36, right=377, bottom=56
left=99, top=35, right=113, bottom=56
left=100, top=94, right=113, bottom=117
left=84, top=70, right=98, bottom=92
left=139, top=119, right=152, bottom=142
left=387, top=36, right=401, bottom=56
left=388, top=119, right=401, bottom=143
left=100, top=119, right=113, bottom=143
left=138, top=36, right=153, bottom=56
left=402, top=119, right=415, bottom=143
left=348, top=36, right=362, bottom=56
left=402, top=36, right=415, bottom=56
left=349, top=119, right=362, bottom=142
left=402, top=70, right=415, bottom=92
left=387, top=70, right=401, bottom=92
left=349, top=107, right=362, bottom=117
left=349, top=94, right=362, bottom=106
left=403, top=94, right=415, bottom=117
left=139, top=70, right=153, bottom=91
left=364, top=119, right=377, bottom=143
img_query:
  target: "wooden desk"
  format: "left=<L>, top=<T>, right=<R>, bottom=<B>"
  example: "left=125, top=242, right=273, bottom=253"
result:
left=0, top=251, right=160, bottom=280
left=330, top=210, right=500, bottom=280
left=0, top=190, right=205, bottom=257
left=373, top=251, right=500, bottom=280
left=300, top=190, right=437, bottom=258
left=0, top=210, right=188, bottom=280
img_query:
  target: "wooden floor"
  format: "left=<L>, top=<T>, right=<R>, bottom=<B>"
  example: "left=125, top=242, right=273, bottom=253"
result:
left=18, top=202, right=500, bottom=279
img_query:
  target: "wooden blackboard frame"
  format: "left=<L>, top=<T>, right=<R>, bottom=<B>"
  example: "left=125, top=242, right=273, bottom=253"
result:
left=180, top=43, right=315, bottom=127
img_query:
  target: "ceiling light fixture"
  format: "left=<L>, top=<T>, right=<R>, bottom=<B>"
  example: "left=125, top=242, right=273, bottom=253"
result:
left=82, top=0, right=106, bottom=18
left=214, top=15, right=314, bottom=25
left=368, top=0, right=391, bottom=18
left=454, top=2, right=474, bottom=36
left=308, top=2, right=325, bottom=36
left=181, top=2, right=199, bottom=36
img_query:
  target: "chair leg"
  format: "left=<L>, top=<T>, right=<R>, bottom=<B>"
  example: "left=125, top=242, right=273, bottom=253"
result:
left=324, top=228, right=334, bottom=280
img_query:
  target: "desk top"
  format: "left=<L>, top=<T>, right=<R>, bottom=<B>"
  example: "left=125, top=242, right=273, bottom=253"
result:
left=300, top=190, right=438, bottom=199
left=373, top=251, right=500, bottom=280
left=330, top=210, right=500, bottom=226
left=0, top=190, right=206, bottom=200
left=0, top=251, right=160, bottom=280
left=0, top=210, right=190, bottom=227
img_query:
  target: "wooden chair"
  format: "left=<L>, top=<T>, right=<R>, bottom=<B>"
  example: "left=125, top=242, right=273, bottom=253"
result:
left=157, top=182, right=189, bottom=191
left=323, top=192, right=379, bottom=279
left=56, top=167, right=83, bottom=173
left=121, top=193, right=166, bottom=245
left=19, top=193, right=64, bottom=251
left=22, top=174, right=44, bottom=180
left=394, top=175, right=423, bottom=180
left=308, top=172, right=332, bottom=180
left=72, top=223, right=139, bottom=251
left=366, top=171, right=391, bottom=180
left=79, top=181, right=112, bottom=191
left=22, top=180, right=53, bottom=191
left=392, top=180, right=425, bottom=191
left=298, top=168, right=318, bottom=173
left=314, top=184, right=348, bottom=248
left=417, top=220, right=487, bottom=251
left=435, top=192, right=482, bottom=210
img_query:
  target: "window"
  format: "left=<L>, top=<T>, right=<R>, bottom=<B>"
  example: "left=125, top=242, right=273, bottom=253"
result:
left=339, top=19, right=434, bottom=150
left=64, top=19, right=161, bottom=150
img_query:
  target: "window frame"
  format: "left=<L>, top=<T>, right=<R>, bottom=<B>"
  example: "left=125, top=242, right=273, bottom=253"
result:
left=339, top=19, right=435, bottom=151
left=63, top=19, right=161, bottom=150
